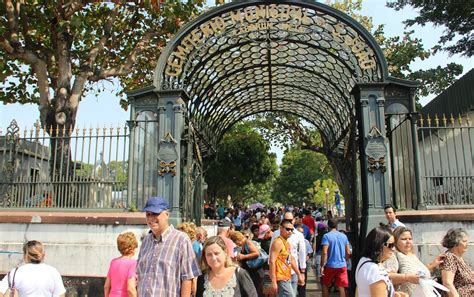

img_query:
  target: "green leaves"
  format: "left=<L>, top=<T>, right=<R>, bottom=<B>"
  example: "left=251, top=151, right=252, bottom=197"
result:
left=0, top=0, right=205, bottom=110
left=204, top=121, right=277, bottom=206
left=387, top=0, right=473, bottom=57
left=272, top=147, right=333, bottom=206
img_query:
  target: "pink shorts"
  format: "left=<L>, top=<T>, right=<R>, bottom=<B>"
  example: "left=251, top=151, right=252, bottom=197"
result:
left=321, top=267, right=348, bottom=288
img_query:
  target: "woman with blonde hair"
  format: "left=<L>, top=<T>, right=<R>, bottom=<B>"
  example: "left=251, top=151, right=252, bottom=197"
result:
left=177, top=222, right=197, bottom=241
left=384, top=226, right=445, bottom=296
left=104, top=232, right=138, bottom=297
left=196, top=236, right=257, bottom=296
left=0, top=240, right=66, bottom=297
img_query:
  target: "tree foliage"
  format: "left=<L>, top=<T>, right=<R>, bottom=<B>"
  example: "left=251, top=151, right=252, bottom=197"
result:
left=204, top=122, right=278, bottom=206
left=387, top=0, right=473, bottom=57
left=332, top=0, right=463, bottom=100
left=272, top=147, right=333, bottom=206
left=307, top=178, right=340, bottom=207
left=0, top=0, right=205, bottom=127
left=0, top=0, right=204, bottom=185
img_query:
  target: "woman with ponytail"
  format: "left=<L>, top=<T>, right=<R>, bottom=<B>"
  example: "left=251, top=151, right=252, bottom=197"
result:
left=0, top=240, right=66, bottom=297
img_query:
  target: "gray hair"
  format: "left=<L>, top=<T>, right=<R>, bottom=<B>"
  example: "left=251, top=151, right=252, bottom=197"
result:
left=217, top=226, right=229, bottom=235
left=441, top=228, right=468, bottom=249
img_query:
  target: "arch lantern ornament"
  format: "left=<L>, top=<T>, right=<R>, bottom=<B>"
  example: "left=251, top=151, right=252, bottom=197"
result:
left=127, top=0, right=420, bottom=238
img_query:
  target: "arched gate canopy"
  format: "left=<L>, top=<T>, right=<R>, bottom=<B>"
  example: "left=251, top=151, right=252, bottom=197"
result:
left=154, top=0, right=389, bottom=151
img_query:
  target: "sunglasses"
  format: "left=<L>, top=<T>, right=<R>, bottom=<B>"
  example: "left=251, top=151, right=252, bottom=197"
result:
left=384, top=242, right=396, bottom=249
left=284, top=227, right=294, bottom=232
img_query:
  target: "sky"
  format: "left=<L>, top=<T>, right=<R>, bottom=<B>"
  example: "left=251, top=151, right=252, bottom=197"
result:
left=1, top=0, right=472, bottom=137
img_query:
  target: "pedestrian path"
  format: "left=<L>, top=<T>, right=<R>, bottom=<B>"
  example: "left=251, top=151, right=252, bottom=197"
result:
left=305, top=268, right=339, bottom=297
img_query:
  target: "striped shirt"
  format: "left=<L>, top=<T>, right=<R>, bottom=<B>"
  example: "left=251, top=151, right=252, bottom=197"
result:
left=137, top=225, right=201, bottom=297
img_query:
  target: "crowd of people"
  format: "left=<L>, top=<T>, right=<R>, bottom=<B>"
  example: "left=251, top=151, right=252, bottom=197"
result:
left=0, top=198, right=472, bottom=297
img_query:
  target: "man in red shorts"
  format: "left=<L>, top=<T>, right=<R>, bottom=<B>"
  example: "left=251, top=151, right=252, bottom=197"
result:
left=320, top=218, right=351, bottom=297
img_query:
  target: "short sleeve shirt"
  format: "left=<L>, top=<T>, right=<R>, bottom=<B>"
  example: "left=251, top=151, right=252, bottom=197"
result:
left=107, top=257, right=137, bottom=297
left=356, top=257, right=394, bottom=297
left=0, top=263, right=66, bottom=297
left=321, top=231, right=349, bottom=268
left=137, top=225, right=201, bottom=297
left=439, top=250, right=474, bottom=296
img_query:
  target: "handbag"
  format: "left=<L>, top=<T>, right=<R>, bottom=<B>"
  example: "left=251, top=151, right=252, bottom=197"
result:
left=5, top=267, right=19, bottom=297
left=413, top=278, right=449, bottom=297
left=243, top=240, right=269, bottom=269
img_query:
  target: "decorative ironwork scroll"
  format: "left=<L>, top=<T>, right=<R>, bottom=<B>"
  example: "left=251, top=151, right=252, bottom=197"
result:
left=157, top=132, right=178, bottom=176
left=365, top=126, right=387, bottom=173
left=0, top=120, right=20, bottom=207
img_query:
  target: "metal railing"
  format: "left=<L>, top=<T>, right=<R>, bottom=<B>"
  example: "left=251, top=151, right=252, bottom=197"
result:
left=418, top=114, right=473, bottom=207
left=0, top=120, right=129, bottom=209
left=389, top=113, right=473, bottom=209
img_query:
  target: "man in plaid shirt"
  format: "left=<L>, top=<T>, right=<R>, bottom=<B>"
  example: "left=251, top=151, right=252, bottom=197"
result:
left=137, top=196, right=201, bottom=296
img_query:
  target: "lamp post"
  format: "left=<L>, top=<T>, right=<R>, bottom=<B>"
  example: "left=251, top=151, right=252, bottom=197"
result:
left=325, top=188, right=330, bottom=213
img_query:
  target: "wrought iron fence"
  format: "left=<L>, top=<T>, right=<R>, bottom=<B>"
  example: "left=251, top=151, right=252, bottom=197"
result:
left=389, top=113, right=473, bottom=209
left=0, top=120, right=130, bottom=209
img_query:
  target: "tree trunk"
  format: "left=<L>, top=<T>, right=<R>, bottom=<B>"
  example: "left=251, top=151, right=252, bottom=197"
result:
left=45, top=94, right=78, bottom=207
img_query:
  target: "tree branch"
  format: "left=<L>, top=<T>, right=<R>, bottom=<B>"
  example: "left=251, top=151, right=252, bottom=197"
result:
left=84, top=4, right=121, bottom=69
left=32, top=59, right=52, bottom=127
left=88, top=30, right=157, bottom=81
left=63, top=0, right=87, bottom=19
left=5, top=0, right=19, bottom=42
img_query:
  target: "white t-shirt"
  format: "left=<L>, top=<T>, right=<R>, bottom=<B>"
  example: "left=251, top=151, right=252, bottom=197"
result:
left=356, top=257, right=394, bottom=297
left=0, top=263, right=66, bottom=297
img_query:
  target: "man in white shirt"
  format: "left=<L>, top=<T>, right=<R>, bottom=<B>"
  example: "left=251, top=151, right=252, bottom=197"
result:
left=384, top=204, right=405, bottom=230
left=271, top=211, right=307, bottom=295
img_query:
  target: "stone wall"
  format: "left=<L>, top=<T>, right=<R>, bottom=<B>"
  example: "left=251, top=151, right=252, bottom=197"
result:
left=0, top=213, right=218, bottom=277
left=0, top=210, right=472, bottom=294
left=405, top=221, right=474, bottom=268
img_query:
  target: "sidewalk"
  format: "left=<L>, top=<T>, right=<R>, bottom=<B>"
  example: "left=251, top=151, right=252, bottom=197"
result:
left=305, top=268, right=340, bottom=297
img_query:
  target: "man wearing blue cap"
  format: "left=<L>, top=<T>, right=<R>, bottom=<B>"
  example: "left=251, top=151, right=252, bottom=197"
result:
left=136, top=196, right=201, bottom=296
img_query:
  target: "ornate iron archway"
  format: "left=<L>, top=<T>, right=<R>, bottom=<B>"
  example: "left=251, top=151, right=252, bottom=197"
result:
left=127, top=0, right=419, bottom=245
left=154, top=0, right=389, bottom=153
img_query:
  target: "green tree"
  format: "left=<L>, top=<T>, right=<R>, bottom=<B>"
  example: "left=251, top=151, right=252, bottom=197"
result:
left=0, top=0, right=205, bottom=182
left=256, top=113, right=356, bottom=206
left=333, top=0, right=464, bottom=99
left=108, top=161, right=128, bottom=190
left=272, top=146, right=333, bottom=206
left=387, top=0, right=473, bottom=57
left=204, top=122, right=278, bottom=206
left=307, top=178, right=340, bottom=207
left=256, top=0, right=464, bottom=202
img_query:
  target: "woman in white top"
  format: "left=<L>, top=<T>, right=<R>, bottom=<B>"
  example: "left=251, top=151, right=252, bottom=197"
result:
left=355, top=226, right=407, bottom=297
left=0, top=240, right=66, bottom=297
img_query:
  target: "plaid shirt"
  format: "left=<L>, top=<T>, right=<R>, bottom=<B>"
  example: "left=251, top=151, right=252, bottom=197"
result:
left=137, top=225, right=201, bottom=296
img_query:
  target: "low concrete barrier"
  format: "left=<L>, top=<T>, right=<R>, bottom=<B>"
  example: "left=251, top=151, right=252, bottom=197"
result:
left=0, top=210, right=472, bottom=278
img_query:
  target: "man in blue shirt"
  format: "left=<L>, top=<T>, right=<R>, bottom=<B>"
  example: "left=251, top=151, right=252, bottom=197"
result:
left=320, top=218, right=351, bottom=297
left=384, top=204, right=406, bottom=230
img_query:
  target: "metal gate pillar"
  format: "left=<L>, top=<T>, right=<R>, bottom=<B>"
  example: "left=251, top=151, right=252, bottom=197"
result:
left=355, top=83, right=391, bottom=236
left=156, top=90, right=189, bottom=226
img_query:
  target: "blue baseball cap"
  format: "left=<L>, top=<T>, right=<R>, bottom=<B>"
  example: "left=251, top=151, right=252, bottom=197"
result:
left=143, top=196, right=170, bottom=214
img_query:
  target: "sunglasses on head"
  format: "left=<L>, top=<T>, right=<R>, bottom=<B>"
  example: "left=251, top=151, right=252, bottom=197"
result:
left=384, top=242, right=396, bottom=249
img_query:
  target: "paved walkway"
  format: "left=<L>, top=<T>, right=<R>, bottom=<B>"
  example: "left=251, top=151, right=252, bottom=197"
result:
left=305, top=268, right=340, bottom=297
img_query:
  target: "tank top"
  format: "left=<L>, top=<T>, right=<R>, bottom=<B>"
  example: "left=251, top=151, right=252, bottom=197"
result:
left=275, top=236, right=292, bottom=281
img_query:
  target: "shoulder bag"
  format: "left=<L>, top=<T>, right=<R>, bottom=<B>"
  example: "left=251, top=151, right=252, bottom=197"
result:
left=243, top=240, right=269, bottom=269
left=5, top=267, right=19, bottom=297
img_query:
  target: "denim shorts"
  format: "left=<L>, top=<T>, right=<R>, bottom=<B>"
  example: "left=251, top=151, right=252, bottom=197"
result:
left=277, top=280, right=295, bottom=297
